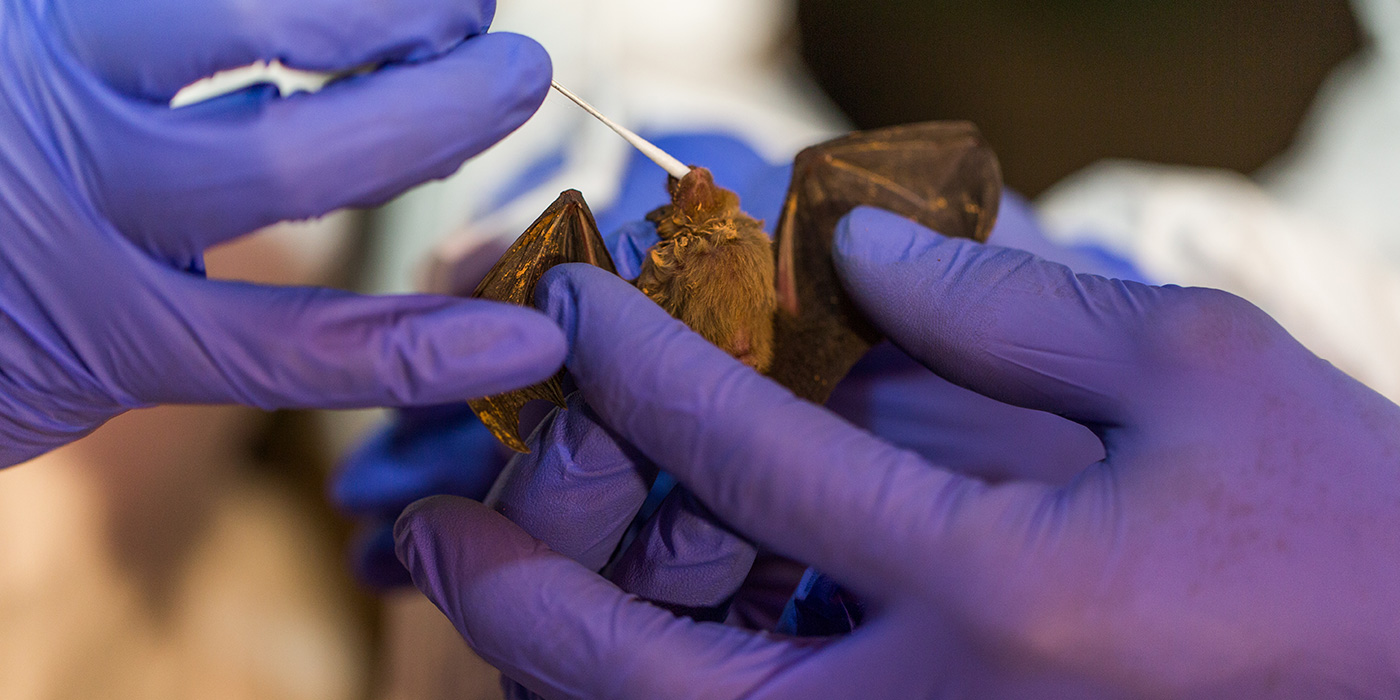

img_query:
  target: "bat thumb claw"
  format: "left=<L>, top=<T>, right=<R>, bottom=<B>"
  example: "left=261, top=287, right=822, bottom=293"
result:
left=468, top=375, right=570, bottom=453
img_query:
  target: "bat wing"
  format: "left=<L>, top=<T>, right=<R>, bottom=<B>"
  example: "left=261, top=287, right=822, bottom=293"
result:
left=769, top=122, right=1003, bottom=403
left=469, top=190, right=618, bottom=453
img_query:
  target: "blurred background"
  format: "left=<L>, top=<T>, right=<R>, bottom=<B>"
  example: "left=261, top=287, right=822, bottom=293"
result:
left=800, top=0, right=1359, bottom=196
left=2, top=1, right=1392, bottom=699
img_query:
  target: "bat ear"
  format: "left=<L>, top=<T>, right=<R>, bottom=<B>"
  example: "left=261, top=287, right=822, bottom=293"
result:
left=667, top=167, right=710, bottom=201
left=663, top=166, right=702, bottom=196
left=669, top=167, right=741, bottom=220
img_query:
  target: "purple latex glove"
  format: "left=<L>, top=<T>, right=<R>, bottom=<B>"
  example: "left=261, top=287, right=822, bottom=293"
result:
left=396, top=207, right=1400, bottom=698
left=332, top=128, right=1123, bottom=589
left=826, top=190, right=1141, bottom=486
left=0, top=0, right=563, bottom=466
left=331, top=133, right=797, bottom=588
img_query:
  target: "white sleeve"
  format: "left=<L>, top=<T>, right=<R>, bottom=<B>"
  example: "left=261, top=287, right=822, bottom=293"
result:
left=1037, top=161, right=1400, bottom=405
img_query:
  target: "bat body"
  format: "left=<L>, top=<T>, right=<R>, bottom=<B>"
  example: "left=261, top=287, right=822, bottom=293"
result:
left=639, top=169, right=776, bottom=372
left=469, top=122, right=1003, bottom=452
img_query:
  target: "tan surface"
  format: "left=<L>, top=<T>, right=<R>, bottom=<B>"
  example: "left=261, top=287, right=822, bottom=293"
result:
left=0, top=415, right=370, bottom=700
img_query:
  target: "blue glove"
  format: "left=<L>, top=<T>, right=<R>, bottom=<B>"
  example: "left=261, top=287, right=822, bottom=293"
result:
left=455, top=193, right=1135, bottom=700
left=0, top=0, right=563, bottom=466
left=395, top=207, right=1400, bottom=698
left=331, top=132, right=797, bottom=587
left=333, top=134, right=1133, bottom=589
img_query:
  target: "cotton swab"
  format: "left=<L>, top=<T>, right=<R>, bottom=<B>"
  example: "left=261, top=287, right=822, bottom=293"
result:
left=550, top=81, right=692, bottom=180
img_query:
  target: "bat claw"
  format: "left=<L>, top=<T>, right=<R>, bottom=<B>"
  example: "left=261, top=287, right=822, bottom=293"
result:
left=468, top=374, right=570, bottom=454
left=464, top=190, right=616, bottom=452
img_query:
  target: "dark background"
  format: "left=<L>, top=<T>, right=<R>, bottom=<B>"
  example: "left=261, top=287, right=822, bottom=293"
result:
left=798, top=0, right=1361, bottom=196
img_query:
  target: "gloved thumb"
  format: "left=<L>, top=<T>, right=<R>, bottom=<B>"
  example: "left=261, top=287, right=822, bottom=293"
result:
left=834, top=206, right=1201, bottom=431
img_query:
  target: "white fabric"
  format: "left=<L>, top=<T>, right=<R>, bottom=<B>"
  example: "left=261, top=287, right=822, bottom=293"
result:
left=362, top=0, right=847, bottom=295
left=1039, top=162, right=1400, bottom=403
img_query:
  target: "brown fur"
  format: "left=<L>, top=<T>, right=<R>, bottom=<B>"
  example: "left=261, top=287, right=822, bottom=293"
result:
left=637, top=168, right=776, bottom=372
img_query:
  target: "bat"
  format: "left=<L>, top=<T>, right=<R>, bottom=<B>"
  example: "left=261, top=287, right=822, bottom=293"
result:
left=469, top=122, right=1002, bottom=452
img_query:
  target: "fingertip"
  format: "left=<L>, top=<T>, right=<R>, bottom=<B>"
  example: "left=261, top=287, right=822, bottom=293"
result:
left=534, top=263, right=642, bottom=346
left=610, top=488, right=757, bottom=614
left=393, top=495, right=505, bottom=587
left=489, top=393, right=656, bottom=572
left=411, top=300, right=567, bottom=401
left=842, top=205, right=930, bottom=232
left=834, top=205, right=957, bottom=313
left=472, top=32, right=553, bottom=131
left=534, top=265, right=583, bottom=343
left=340, top=32, right=552, bottom=190
left=536, top=261, right=618, bottom=299
left=108, top=31, right=558, bottom=255
left=604, top=220, right=662, bottom=281
left=394, top=494, right=475, bottom=549
left=834, top=206, right=952, bottom=269
left=169, top=284, right=568, bottom=410
left=394, top=494, right=780, bottom=700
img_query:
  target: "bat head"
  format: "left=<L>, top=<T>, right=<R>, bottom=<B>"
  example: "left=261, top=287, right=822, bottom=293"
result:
left=651, top=167, right=744, bottom=239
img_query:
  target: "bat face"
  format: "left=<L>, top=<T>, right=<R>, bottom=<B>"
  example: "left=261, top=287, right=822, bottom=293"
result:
left=469, top=122, right=1002, bottom=452
left=636, top=168, right=776, bottom=372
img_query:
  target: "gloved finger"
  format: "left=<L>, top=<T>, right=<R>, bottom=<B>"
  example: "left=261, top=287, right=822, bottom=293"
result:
left=536, top=265, right=1047, bottom=601
left=332, top=404, right=506, bottom=518
left=603, top=220, right=662, bottom=280
left=81, top=34, right=549, bottom=265
left=834, top=206, right=1185, bottom=431
left=394, top=496, right=828, bottom=700
left=828, top=343, right=1103, bottom=486
left=608, top=486, right=758, bottom=623
left=119, top=269, right=566, bottom=410
left=54, top=0, right=495, bottom=100
left=486, top=389, right=757, bottom=624
left=487, top=394, right=656, bottom=572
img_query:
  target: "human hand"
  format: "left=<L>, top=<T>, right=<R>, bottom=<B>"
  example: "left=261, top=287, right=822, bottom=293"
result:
left=334, top=140, right=1118, bottom=594
left=395, top=207, right=1400, bottom=698
left=331, top=133, right=794, bottom=588
left=593, top=142, right=1120, bottom=487
left=0, top=0, right=562, bottom=466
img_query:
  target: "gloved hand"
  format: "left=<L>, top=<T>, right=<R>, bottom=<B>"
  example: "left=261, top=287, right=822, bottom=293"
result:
left=395, top=207, right=1400, bottom=698
left=0, top=0, right=563, bottom=466
left=333, top=133, right=1124, bottom=588
left=332, top=132, right=801, bottom=588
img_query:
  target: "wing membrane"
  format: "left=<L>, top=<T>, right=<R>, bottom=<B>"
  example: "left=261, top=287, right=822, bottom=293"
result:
left=769, top=122, right=1002, bottom=403
left=468, top=190, right=617, bottom=452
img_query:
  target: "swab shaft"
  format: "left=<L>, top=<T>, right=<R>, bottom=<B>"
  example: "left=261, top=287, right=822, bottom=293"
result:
left=551, top=80, right=691, bottom=180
